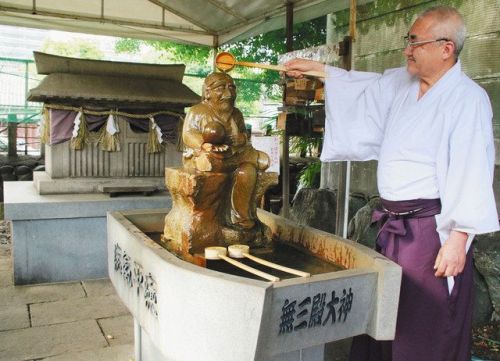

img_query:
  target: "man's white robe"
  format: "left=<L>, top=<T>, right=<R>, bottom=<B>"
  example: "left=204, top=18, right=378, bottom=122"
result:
left=321, top=60, right=499, bottom=289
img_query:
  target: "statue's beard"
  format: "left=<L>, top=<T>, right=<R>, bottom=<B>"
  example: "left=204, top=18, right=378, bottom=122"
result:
left=211, top=98, right=234, bottom=114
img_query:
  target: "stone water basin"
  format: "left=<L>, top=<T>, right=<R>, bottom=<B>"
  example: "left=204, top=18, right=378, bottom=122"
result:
left=107, top=208, right=401, bottom=361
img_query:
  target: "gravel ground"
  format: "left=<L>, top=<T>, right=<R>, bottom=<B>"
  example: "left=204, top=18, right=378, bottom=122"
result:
left=473, top=322, right=500, bottom=360
left=0, top=219, right=10, bottom=247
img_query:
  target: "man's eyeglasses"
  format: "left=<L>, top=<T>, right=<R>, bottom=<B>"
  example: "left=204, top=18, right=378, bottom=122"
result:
left=403, top=35, right=451, bottom=48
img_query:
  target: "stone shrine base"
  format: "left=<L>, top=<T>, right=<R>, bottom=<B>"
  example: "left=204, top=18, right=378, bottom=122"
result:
left=33, top=171, right=167, bottom=195
left=162, top=167, right=277, bottom=256
left=4, top=181, right=172, bottom=285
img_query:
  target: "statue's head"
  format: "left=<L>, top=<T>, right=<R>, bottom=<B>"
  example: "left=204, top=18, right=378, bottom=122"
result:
left=203, top=72, right=236, bottom=113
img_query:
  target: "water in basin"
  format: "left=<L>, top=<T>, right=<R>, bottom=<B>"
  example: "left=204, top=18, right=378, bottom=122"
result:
left=147, top=232, right=343, bottom=281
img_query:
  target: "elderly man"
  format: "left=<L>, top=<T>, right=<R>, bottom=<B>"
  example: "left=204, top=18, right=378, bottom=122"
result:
left=286, top=5, right=498, bottom=361
left=182, top=72, right=269, bottom=229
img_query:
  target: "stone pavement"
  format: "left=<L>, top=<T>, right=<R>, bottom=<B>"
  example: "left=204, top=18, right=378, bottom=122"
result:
left=0, top=221, right=134, bottom=361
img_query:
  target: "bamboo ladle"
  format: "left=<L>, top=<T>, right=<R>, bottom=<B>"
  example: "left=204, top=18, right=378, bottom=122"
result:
left=228, top=245, right=310, bottom=278
left=205, top=246, right=280, bottom=282
left=215, top=51, right=326, bottom=78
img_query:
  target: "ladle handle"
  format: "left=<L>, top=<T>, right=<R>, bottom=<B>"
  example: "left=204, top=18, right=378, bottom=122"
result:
left=219, top=254, right=280, bottom=282
left=243, top=253, right=311, bottom=278
left=235, top=60, right=326, bottom=78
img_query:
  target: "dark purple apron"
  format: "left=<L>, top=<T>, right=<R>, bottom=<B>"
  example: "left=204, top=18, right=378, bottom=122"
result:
left=349, top=198, right=473, bottom=361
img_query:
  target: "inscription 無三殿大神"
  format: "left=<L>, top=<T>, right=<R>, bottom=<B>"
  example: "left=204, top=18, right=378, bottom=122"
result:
left=114, top=243, right=158, bottom=316
left=278, top=288, right=354, bottom=335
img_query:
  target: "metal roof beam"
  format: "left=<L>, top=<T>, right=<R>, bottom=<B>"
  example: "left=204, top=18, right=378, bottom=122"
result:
left=205, top=0, right=247, bottom=22
left=0, top=5, right=212, bottom=36
left=217, top=0, right=334, bottom=35
left=147, top=0, right=215, bottom=33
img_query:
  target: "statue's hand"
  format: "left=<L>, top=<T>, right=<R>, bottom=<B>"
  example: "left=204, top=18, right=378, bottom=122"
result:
left=228, top=133, right=247, bottom=146
left=201, top=143, right=229, bottom=153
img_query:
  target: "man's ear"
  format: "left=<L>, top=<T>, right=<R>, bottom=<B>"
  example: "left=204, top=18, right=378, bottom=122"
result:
left=442, top=41, right=455, bottom=60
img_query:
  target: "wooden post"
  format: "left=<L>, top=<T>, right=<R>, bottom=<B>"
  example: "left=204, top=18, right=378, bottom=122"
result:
left=335, top=36, right=352, bottom=237
left=281, top=1, right=293, bottom=218
left=7, top=114, right=18, bottom=157
left=212, top=35, right=219, bottom=73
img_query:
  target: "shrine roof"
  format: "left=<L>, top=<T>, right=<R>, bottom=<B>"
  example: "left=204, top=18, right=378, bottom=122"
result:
left=28, top=52, right=200, bottom=107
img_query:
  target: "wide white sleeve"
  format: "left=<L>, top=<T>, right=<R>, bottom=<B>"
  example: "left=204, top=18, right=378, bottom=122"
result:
left=320, top=66, right=394, bottom=162
left=435, top=88, right=500, bottom=249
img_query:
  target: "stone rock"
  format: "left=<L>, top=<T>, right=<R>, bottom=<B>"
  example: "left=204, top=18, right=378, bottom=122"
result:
left=348, top=192, right=368, bottom=221
left=162, top=168, right=229, bottom=255
left=474, top=232, right=500, bottom=321
left=347, top=197, right=381, bottom=249
left=13, top=158, right=39, bottom=169
left=473, top=266, right=494, bottom=327
left=16, top=173, right=33, bottom=181
left=162, top=167, right=276, bottom=256
left=14, top=165, right=31, bottom=177
left=0, top=165, right=16, bottom=181
left=290, top=188, right=337, bottom=234
left=290, top=189, right=370, bottom=236
left=33, top=164, right=46, bottom=172
left=14, top=165, right=33, bottom=181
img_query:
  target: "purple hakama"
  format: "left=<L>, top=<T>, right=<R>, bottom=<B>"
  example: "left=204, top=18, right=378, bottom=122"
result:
left=350, top=198, right=473, bottom=361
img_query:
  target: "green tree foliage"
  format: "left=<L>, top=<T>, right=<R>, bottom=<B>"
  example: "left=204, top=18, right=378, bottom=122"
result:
left=220, top=16, right=326, bottom=108
left=115, top=38, right=141, bottom=54
left=113, top=16, right=326, bottom=114
left=41, top=39, right=104, bottom=59
left=222, top=16, right=327, bottom=89
left=298, top=160, right=321, bottom=189
left=150, top=41, right=211, bottom=68
left=290, top=135, right=322, bottom=158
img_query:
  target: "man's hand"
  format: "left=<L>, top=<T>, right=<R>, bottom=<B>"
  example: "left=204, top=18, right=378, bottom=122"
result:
left=201, top=142, right=228, bottom=153
left=283, top=58, right=325, bottom=79
left=434, top=230, right=468, bottom=277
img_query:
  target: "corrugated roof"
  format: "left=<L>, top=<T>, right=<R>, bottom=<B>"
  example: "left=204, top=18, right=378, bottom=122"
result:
left=27, top=52, right=200, bottom=106
left=0, top=0, right=369, bottom=46
left=33, top=52, right=186, bottom=82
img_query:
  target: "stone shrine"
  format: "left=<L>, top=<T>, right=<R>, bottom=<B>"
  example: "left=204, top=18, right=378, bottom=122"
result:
left=4, top=53, right=200, bottom=284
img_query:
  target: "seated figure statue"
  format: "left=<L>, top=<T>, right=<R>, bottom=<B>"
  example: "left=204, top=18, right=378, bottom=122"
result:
left=182, top=72, right=270, bottom=229
left=162, top=72, right=275, bottom=257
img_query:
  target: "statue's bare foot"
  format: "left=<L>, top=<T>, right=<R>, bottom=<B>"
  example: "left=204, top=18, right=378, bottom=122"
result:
left=234, top=219, right=255, bottom=229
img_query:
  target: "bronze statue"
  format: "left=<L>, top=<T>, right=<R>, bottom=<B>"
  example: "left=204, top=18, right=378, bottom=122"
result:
left=162, top=72, right=276, bottom=258
left=183, top=72, right=270, bottom=228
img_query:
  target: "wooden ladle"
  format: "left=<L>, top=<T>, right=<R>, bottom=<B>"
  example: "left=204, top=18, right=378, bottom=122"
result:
left=204, top=246, right=280, bottom=282
left=215, top=51, right=326, bottom=78
left=228, top=244, right=310, bottom=278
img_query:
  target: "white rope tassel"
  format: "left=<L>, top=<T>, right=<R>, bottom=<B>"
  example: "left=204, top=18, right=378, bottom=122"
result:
left=98, top=113, right=120, bottom=152
left=106, top=113, right=119, bottom=135
left=150, top=117, right=163, bottom=144
left=71, top=111, right=82, bottom=138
